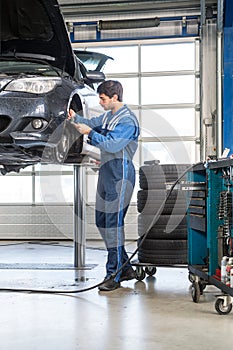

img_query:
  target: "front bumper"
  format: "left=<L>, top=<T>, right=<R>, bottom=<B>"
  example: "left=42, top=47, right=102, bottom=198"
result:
left=10, top=131, right=54, bottom=149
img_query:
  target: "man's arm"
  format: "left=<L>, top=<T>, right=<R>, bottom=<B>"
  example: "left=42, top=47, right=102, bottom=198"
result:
left=88, top=119, right=139, bottom=153
left=68, top=109, right=104, bottom=131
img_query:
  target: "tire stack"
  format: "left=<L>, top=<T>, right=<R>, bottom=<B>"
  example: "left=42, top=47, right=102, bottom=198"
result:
left=137, top=161, right=190, bottom=265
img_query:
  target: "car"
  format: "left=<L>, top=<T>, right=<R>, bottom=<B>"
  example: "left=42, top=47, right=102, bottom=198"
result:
left=0, top=0, right=111, bottom=174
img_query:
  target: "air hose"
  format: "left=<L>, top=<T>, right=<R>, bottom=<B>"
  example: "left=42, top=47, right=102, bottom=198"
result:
left=0, top=161, right=202, bottom=294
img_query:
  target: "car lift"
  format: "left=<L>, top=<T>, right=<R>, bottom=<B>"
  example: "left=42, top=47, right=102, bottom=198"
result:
left=73, top=164, right=86, bottom=268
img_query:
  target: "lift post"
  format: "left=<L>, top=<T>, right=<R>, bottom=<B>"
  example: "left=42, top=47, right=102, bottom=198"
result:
left=73, top=164, right=86, bottom=268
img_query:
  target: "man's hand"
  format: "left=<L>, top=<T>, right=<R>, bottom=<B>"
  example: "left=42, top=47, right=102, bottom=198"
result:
left=75, top=123, right=92, bottom=135
left=67, top=109, right=91, bottom=134
left=67, top=109, right=76, bottom=121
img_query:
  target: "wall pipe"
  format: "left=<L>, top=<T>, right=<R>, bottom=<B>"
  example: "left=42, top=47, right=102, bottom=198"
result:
left=199, top=0, right=205, bottom=160
left=216, top=0, right=224, bottom=157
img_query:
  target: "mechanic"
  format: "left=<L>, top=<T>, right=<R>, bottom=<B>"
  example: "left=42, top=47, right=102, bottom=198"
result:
left=68, top=80, right=140, bottom=291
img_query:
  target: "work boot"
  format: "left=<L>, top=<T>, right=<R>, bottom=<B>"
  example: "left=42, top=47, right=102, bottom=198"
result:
left=119, top=267, right=136, bottom=282
left=98, top=278, right=121, bottom=291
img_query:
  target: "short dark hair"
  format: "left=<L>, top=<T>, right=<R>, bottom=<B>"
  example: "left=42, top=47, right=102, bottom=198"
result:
left=97, top=80, right=123, bottom=102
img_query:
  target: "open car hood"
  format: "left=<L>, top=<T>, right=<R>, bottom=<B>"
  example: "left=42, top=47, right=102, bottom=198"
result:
left=74, top=50, right=113, bottom=72
left=0, top=0, right=75, bottom=77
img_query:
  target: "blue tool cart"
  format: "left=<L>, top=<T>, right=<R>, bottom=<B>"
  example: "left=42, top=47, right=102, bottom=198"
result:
left=187, top=159, right=233, bottom=315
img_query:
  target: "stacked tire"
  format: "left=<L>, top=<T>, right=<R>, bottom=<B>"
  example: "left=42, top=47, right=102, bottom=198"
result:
left=137, top=162, right=190, bottom=265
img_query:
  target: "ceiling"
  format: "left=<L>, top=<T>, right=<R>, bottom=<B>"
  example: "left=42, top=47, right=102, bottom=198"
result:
left=58, top=0, right=218, bottom=20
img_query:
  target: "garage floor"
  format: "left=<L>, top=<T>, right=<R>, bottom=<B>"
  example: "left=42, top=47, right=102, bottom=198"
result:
left=0, top=240, right=232, bottom=350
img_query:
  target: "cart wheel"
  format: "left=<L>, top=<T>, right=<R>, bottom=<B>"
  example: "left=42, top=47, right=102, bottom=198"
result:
left=188, top=273, right=195, bottom=283
left=198, top=281, right=207, bottom=295
left=191, top=281, right=201, bottom=303
left=215, top=298, right=233, bottom=315
left=145, top=266, right=157, bottom=276
left=135, top=267, right=146, bottom=281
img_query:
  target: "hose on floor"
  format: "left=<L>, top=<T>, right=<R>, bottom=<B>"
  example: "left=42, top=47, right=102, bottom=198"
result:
left=0, top=161, right=203, bottom=294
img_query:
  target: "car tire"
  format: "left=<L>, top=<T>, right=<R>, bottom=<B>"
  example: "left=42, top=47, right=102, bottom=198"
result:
left=53, top=129, right=70, bottom=163
left=138, top=214, right=187, bottom=239
left=139, top=164, right=190, bottom=190
left=137, top=252, right=187, bottom=265
left=141, top=227, right=187, bottom=240
left=138, top=238, right=187, bottom=251
left=137, top=189, right=187, bottom=215
left=137, top=239, right=187, bottom=265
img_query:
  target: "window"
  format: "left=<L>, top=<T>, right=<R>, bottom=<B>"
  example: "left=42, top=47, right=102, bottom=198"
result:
left=141, top=109, right=196, bottom=137
left=141, top=42, right=195, bottom=72
left=35, top=165, right=74, bottom=204
left=78, top=40, right=199, bottom=203
left=89, top=46, right=138, bottom=73
left=0, top=175, right=32, bottom=203
left=141, top=141, right=196, bottom=164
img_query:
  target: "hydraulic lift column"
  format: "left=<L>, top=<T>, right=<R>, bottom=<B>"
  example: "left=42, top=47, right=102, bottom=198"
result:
left=73, top=164, right=86, bottom=268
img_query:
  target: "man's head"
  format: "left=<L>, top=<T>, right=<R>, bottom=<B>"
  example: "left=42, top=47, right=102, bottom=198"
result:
left=97, top=80, right=123, bottom=102
left=97, top=80, right=123, bottom=112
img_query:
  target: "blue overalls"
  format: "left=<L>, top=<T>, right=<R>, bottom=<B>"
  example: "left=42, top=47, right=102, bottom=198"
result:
left=74, top=105, right=140, bottom=281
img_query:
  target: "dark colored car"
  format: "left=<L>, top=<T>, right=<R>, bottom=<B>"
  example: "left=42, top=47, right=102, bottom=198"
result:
left=0, top=0, right=110, bottom=174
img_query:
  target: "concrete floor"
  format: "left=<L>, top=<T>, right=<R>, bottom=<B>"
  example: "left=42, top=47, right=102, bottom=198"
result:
left=0, top=240, right=232, bottom=350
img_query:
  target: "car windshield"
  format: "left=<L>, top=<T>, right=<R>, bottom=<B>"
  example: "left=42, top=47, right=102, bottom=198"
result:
left=0, top=60, right=61, bottom=77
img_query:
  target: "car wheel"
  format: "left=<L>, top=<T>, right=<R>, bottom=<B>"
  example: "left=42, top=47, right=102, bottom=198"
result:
left=53, top=129, right=70, bottom=163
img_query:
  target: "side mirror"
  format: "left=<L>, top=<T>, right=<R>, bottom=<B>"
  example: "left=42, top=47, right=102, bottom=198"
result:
left=85, top=71, right=105, bottom=83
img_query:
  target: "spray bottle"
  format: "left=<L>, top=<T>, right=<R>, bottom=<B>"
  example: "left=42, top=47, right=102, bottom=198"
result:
left=221, top=256, right=229, bottom=284
left=226, top=257, right=233, bottom=286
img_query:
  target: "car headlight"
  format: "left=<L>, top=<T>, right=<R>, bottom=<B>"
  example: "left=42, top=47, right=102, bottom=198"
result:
left=5, top=77, right=61, bottom=94
left=31, top=119, right=44, bottom=129
left=0, top=79, right=11, bottom=91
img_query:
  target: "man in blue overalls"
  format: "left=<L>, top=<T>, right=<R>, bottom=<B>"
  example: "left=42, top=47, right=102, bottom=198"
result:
left=68, top=80, right=140, bottom=291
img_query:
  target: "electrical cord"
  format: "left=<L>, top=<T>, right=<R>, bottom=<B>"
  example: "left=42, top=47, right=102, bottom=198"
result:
left=0, top=161, right=203, bottom=294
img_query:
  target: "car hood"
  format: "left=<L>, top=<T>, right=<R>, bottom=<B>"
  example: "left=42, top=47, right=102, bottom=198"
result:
left=0, top=0, right=75, bottom=77
left=74, top=50, right=113, bottom=72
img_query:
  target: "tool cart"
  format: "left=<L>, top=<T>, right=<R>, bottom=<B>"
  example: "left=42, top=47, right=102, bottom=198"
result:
left=187, top=158, right=233, bottom=315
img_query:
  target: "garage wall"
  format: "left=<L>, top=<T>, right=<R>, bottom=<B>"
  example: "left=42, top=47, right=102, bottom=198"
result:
left=0, top=163, right=140, bottom=240
left=0, top=204, right=138, bottom=241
